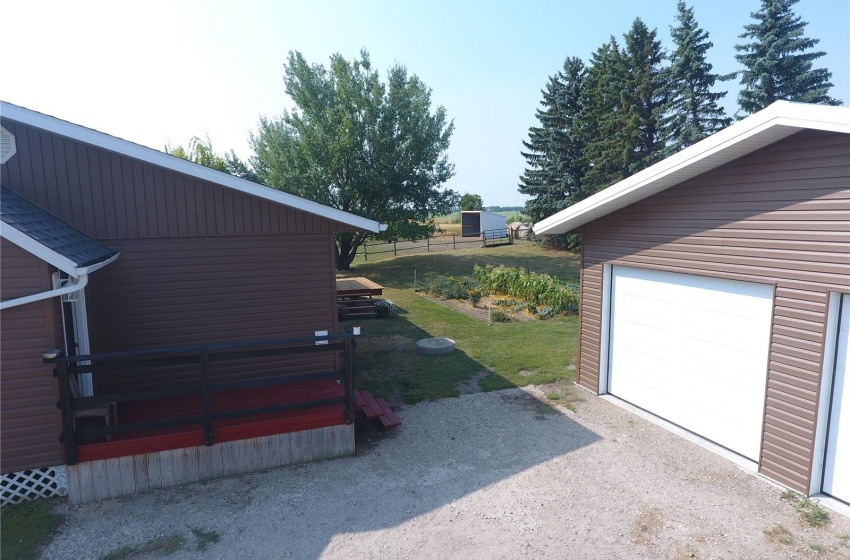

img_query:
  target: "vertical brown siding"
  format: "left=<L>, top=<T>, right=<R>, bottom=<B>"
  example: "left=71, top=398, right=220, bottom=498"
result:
left=0, top=120, right=357, bottom=239
left=88, top=233, right=339, bottom=392
left=577, top=130, right=850, bottom=492
left=0, top=116, right=362, bottom=472
left=0, top=240, right=62, bottom=473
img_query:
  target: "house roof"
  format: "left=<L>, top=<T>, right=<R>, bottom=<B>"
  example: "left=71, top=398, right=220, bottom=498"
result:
left=534, top=101, right=850, bottom=235
left=1, top=187, right=119, bottom=276
left=0, top=101, right=384, bottom=233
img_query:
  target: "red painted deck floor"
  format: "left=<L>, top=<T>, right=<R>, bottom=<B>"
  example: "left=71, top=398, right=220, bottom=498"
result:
left=76, top=380, right=345, bottom=462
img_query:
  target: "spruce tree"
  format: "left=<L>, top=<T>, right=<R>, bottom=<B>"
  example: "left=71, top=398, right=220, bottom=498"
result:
left=578, top=38, right=631, bottom=195
left=735, top=0, right=841, bottom=115
left=665, top=1, right=731, bottom=153
left=622, top=18, right=670, bottom=174
left=518, top=57, right=587, bottom=223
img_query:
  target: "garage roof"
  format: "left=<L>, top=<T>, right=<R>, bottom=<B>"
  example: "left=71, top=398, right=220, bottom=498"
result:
left=534, top=101, right=850, bottom=235
left=0, top=101, right=384, bottom=233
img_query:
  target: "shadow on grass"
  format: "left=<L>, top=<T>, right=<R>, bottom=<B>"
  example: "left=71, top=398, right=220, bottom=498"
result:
left=342, top=306, right=499, bottom=404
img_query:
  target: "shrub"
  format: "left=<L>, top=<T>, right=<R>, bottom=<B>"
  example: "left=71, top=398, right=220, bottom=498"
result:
left=490, top=309, right=512, bottom=323
left=375, top=299, right=397, bottom=317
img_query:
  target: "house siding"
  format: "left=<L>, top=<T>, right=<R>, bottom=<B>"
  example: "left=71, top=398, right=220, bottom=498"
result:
left=577, top=129, right=850, bottom=492
left=88, top=234, right=339, bottom=392
left=0, top=239, right=62, bottom=473
left=0, top=116, right=350, bottom=471
left=0, top=119, right=357, bottom=238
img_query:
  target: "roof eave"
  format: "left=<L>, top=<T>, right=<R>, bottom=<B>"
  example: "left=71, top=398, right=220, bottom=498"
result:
left=0, top=101, right=383, bottom=234
left=534, top=101, right=850, bottom=235
left=0, top=221, right=118, bottom=277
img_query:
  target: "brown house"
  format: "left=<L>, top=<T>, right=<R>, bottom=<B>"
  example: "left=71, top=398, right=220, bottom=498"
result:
left=535, top=101, right=850, bottom=507
left=0, top=102, right=382, bottom=504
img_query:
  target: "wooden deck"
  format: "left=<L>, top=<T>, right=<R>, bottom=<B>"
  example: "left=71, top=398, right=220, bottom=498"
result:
left=337, top=277, right=385, bottom=319
left=76, top=380, right=345, bottom=463
left=336, top=277, right=384, bottom=297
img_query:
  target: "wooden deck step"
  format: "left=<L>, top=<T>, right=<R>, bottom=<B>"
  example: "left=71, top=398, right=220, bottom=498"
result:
left=376, top=399, right=401, bottom=427
left=354, top=390, right=401, bottom=428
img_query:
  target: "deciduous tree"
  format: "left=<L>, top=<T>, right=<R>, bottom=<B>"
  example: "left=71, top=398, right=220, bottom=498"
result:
left=250, top=50, right=457, bottom=270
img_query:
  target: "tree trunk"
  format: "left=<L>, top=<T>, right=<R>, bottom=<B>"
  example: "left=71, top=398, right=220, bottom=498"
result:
left=334, top=232, right=365, bottom=271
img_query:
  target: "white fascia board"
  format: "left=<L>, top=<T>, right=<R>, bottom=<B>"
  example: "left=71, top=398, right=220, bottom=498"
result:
left=77, top=252, right=120, bottom=275
left=0, top=102, right=383, bottom=233
left=1, top=221, right=81, bottom=276
left=534, top=101, right=850, bottom=235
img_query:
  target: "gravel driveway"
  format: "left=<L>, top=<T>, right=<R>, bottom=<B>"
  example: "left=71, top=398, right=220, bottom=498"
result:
left=43, top=387, right=850, bottom=559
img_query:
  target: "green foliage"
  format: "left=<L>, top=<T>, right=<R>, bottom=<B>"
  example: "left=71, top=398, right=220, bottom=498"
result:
left=519, top=57, right=587, bottom=223
left=734, top=0, right=842, bottom=115
left=490, top=309, right=512, bottom=323
left=374, top=298, right=397, bottom=317
left=0, top=498, right=64, bottom=560
left=664, top=1, right=732, bottom=153
left=473, top=265, right=578, bottom=312
left=167, top=135, right=258, bottom=181
left=250, top=49, right=458, bottom=270
left=781, top=490, right=830, bottom=527
left=423, top=275, right=479, bottom=303
left=459, top=193, right=484, bottom=211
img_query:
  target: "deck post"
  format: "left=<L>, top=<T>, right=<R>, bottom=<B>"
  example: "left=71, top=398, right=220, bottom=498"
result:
left=50, top=353, right=79, bottom=465
left=343, top=337, right=354, bottom=424
left=200, top=350, right=215, bottom=446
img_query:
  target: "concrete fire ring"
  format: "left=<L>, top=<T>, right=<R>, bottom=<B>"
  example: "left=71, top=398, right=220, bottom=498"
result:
left=416, top=337, right=456, bottom=355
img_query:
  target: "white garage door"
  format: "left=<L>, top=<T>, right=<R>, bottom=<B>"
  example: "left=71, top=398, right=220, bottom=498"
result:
left=823, top=294, right=850, bottom=503
left=608, top=266, right=774, bottom=460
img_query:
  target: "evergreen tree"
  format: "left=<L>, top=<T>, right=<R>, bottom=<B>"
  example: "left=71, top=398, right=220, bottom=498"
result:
left=578, top=38, right=631, bottom=195
left=735, top=0, right=841, bottom=115
left=665, top=1, right=731, bottom=152
left=621, top=18, right=669, bottom=174
left=518, top=57, right=587, bottom=223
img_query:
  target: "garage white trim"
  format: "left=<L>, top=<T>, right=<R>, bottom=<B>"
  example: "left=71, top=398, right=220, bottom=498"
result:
left=822, top=294, right=850, bottom=503
left=605, top=266, right=774, bottom=461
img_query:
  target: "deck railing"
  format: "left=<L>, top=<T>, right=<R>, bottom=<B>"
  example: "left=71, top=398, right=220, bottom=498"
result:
left=43, top=333, right=357, bottom=465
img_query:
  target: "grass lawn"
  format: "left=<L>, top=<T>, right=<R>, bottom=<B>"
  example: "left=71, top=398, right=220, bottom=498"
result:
left=341, top=240, right=580, bottom=404
left=0, top=498, right=64, bottom=560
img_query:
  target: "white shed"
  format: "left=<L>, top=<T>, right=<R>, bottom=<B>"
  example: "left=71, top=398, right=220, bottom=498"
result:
left=460, top=211, right=507, bottom=238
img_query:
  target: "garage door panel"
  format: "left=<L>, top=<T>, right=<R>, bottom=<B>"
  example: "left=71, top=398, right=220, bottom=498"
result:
left=608, top=266, right=773, bottom=461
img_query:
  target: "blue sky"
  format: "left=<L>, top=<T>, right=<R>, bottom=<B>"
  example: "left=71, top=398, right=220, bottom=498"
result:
left=4, top=0, right=848, bottom=206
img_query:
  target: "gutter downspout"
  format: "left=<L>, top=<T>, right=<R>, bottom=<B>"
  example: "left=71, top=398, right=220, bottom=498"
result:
left=0, top=274, right=88, bottom=310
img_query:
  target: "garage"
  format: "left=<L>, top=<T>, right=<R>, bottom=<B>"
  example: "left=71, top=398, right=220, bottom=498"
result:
left=607, top=266, right=774, bottom=461
left=822, top=294, right=849, bottom=503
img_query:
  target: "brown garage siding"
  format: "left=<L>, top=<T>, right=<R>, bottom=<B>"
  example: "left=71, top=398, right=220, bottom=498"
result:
left=577, top=129, right=850, bottom=492
left=88, top=233, right=339, bottom=392
left=578, top=262, right=603, bottom=393
left=0, top=239, right=62, bottom=473
left=0, top=120, right=356, bottom=239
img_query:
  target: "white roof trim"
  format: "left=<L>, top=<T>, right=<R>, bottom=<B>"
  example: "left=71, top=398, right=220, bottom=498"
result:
left=0, top=101, right=384, bottom=233
left=534, top=101, right=850, bottom=235
left=0, top=221, right=118, bottom=278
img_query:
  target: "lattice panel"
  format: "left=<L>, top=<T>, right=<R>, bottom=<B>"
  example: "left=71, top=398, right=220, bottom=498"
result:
left=0, top=466, right=67, bottom=506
